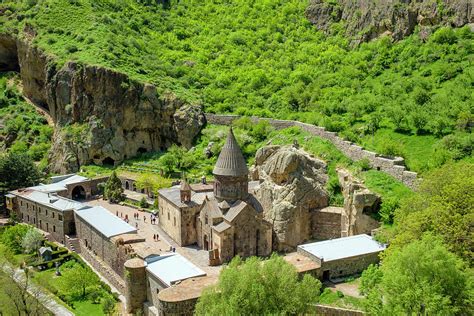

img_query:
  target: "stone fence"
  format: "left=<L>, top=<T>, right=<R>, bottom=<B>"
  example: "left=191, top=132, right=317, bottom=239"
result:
left=315, top=304, right=365, bottom=316
left=205, top=114, right=418, bottom=189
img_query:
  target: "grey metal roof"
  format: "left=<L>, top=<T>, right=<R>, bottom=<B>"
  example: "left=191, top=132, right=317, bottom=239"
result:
left=213, top=128, right=249, bottom=177
left=30, top=174, right=88, bottom=194
left=15, top=190, right=86, bottom=212
left=146, top=253, right=206, bottom=287
left=158, top=186, right=214, bottom=208
left=39, top=246, right=52, bottom=254
left=297, top=234, right=386, bottom=262
left=74, top=206, right=137, bottom=238
left=213, top=221, right=231, bottom=233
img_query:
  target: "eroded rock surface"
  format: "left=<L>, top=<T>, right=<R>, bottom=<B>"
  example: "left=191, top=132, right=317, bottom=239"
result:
left=8, top=36, right=205, bottom=173
left=306, top=0, right=473, bottom=45
left=252, top=145, right=329, bottom=251
left=337, top=168, right=381, bottom=236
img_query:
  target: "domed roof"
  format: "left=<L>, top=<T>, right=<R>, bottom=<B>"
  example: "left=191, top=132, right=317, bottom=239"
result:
left=213, top=128, right=249, bottom=177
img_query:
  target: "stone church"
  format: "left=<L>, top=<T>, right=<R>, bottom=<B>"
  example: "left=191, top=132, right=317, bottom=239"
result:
left=158, top=128, right=272, bottom=264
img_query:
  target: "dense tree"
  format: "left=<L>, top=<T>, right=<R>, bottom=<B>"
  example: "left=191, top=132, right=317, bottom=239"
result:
left=104, top=171, right=124, bottom=203
left=58, top=262, right=100, bottom=299
left=21, top=228, right=44, bottom=255
left=195, top=254, right=321, bottom=315
left=360, top=234, right=473, bottom=315
left=0, top=152, right=41, bottom=193
left=1, top=224, right=30, bottom=254
left=393, top=161, right=473, bottom=262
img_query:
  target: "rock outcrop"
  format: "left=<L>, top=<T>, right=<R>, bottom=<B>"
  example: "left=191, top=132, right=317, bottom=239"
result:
left=337, top=168, right=381, bottom=236
left=306, top=0, right=474, bottom=45
left=252, top=145, right=329, bottom=251
left=0, top=34, right=205, bottom=173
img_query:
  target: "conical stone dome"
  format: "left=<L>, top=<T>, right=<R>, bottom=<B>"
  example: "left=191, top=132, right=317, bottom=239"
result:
left=213, top=128, right=249, bottom=177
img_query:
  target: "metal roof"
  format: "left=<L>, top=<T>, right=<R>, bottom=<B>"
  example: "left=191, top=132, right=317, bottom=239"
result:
left=74, top=206, right=137, bottom=238
left=30, top=174, right=88, bottom=193
left=14, top=190, right=86, bottom=212
left=146, top=253, right=206, bottom=287
left=298, top=234, right=386, bottom=262
left=213, top=128, right=249, bottom=177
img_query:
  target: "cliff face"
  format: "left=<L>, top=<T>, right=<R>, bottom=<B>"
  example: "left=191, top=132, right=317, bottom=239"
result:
left=306, top=0, right=473, bottom=44
left=3, top=35, right=205, bottom=173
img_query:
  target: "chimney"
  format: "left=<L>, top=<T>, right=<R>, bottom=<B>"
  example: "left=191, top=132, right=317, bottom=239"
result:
left=201, top=176, right=207, bottom=184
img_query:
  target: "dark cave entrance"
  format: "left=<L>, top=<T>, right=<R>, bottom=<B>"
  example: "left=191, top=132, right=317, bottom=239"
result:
left=102, top=157, right=115, bottom=166
left=137, top=147, right=148, bottom=155
left=71, top=185, right=86, bottom=201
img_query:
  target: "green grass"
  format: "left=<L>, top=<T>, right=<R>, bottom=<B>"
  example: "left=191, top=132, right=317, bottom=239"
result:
left=319, top=288, right=365, bottom=310
left=71, top=300, right=104, bottom=316
left=361, top=128, right=440, bottom=174
left=1, top=0, right=472, bottom=175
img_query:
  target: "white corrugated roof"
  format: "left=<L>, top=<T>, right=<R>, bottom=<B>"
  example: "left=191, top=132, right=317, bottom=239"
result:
left=30, top=174, right=88, bottom=194
left=146, top=253, right=206, bottom=287
left=19, top=190, right=86, bottom=212
left=298, top=234, right=386, bottom=262
left=74, top=206, right=137, bottom=238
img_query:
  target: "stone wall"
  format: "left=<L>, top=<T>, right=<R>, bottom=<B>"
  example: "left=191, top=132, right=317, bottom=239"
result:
left=205, top=114, right=418, bottom=188
left=312, top=207, right=343, bottom=240
left=157, top=297, right=198, bottom=316
left=158, top=195, right=184, bottom=245
left=321, top=252, right=381, bottom=279
left=79, top=242, right=126, bottom=294
left=314, top=304, right=364, bottom=316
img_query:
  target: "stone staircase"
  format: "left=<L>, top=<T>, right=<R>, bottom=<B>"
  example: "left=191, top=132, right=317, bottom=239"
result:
left=65, top=235, right=81, bottom=254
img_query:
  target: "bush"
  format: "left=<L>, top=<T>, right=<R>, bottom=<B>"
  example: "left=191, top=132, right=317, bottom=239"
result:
left=139, top=196, right=149, bottom=208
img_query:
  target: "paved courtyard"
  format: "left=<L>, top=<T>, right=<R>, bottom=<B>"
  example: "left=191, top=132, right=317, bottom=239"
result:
left=84, top=199, right=221, bottom=276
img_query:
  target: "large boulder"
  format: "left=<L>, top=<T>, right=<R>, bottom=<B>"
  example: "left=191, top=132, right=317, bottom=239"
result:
left=253, top=145, right=329, bottom=251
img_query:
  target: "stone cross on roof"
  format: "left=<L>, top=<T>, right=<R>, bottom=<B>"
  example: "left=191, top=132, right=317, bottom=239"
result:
left=213, top=127, right=249, bottom=177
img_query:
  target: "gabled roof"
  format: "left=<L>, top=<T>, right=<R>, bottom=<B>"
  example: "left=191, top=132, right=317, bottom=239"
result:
left=213, top=221, right=231, bottom=233
left=180, top=180, right=192, bottom=191
left=224, top=200, right=248, bottom=223
left=213, top=128, right=248, bottom=177
left=74, top=206, right=137, bottom=238
left=146, top=253, right=206, bottom=287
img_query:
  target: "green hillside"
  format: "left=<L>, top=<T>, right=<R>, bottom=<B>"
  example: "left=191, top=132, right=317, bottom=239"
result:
left=1, top=0, right=472, bottom=173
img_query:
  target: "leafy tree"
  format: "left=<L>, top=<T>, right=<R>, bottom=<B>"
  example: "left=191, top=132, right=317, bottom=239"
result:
left=1, top=224, right=30, bottom=254
left=195, top=254, right=321, bottom=315
left=101, top=296, right=116, bottom=315
left=21, top=228, right=44, bottom=255
left=104, top=171, right=124, bottom=203
left=139, top=196, right=149, bottom=208
left=361, top=234, right=473, bottom=315
left=393, top=161, right=473, bottom=262
left=0, top=152, right=41, bottom=193
left=59, top=262, right=100, bottom=298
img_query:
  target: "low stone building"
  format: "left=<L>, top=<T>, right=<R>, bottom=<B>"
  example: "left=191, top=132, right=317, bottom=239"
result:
left=297, top=234, right=386, bottom=280
left=6, top=189, right=87, bottom=244
left=28, top=174, right=106, bottom=200
left=74, top=205, right=139, bottom=279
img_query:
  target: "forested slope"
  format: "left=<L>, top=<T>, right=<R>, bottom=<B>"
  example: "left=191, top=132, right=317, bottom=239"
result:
left=1, top=0, right=472, bottom=173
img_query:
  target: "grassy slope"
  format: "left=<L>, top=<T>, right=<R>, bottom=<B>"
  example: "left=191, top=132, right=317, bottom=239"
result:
left=1, top=0, right=472, bottom=175
left=0, top=73, right=53, bottom=168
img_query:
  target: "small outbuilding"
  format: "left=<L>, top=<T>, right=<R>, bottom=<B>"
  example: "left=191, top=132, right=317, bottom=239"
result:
left=39, top=246, right=53, bottom=261
left=297, top=234, right=386, bottom=280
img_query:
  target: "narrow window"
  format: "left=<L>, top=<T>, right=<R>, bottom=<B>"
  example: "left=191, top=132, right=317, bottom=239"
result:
left=53, top=226, right=56, bottom=233
left=205, top=215, right=208, bottom=225
left=168, top=212, right=170, bottom=220
left=58, top=214, right=63, bottom=221
left=174, top=217, right=176, bottom=226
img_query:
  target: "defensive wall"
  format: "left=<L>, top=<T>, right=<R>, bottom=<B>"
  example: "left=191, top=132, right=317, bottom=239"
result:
left=205, top=114, right=418, bottom=189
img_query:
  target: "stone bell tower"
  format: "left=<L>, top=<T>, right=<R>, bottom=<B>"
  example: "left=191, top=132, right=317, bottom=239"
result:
left=213, top=127, right=249, bottom=202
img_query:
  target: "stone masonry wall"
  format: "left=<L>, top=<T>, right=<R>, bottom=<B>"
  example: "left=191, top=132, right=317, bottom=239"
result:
left=314, top=304, right=365, bottom=316
left=205, top=114, right=418, bottom=188
left=312, top=207, right=343, bottom=240
left=158, top=297, right=198, bottom=316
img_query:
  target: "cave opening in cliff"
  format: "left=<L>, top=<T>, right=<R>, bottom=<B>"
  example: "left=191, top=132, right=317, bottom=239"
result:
left=102, top=157, right=115, bottom=166
left=137, top=147, right=148, bottom=155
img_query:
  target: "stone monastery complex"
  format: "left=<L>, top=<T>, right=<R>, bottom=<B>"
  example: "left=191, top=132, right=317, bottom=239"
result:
left=6, top=128, right=386, bottom=315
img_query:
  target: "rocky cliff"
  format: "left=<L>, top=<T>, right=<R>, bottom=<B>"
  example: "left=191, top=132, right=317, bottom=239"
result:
left=337, top=168, right=381, bottom=237
left=1, top=34, right=205, bottom=173
left=306, top=0, right=473, bottom=44
left=252, top=145, right=329, bottom=251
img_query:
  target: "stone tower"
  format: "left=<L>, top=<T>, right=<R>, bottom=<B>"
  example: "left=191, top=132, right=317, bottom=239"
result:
left=124, top=258, right=147, bottom=313
left=180, top=180, right=192, bottom=203
left=213, top=127, right=249, bottom=202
